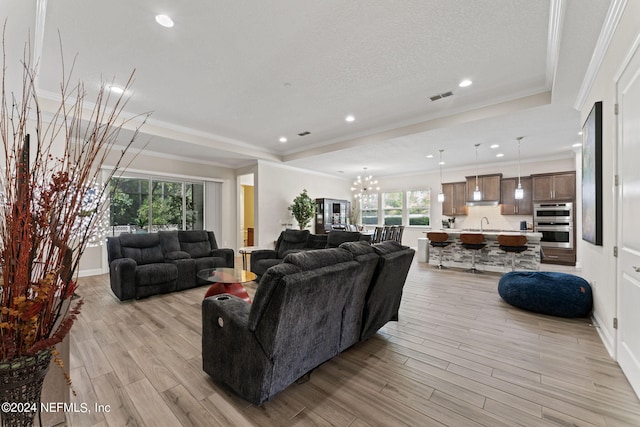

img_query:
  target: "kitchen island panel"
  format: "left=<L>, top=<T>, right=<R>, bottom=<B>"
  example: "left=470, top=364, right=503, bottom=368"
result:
left=425, top=230, right=541, bottom=272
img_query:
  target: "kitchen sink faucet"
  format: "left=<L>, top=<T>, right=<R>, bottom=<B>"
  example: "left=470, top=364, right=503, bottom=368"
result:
left=480, top=217, right=489, bottom=233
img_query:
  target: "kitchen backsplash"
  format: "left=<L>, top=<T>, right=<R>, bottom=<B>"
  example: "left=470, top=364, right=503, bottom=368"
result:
left=449, top=205, right=532, bottom=231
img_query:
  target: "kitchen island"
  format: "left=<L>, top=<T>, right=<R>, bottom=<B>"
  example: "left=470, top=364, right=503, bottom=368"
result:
left=424, top=229, right=542, bottom=272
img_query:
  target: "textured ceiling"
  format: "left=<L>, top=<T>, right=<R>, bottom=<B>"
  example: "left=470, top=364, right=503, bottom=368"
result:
left=1, top=0, right=611, bottom=178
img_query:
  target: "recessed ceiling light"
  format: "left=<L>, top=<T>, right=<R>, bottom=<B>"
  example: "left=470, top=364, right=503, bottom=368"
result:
left=345, top=115, right=355, bottom=122
left=578, top=131, right=583, bottom=135
left=108, top=85, right=125, bottom=94
left=426, top=154, right=434, bottom=158
left=438, top=161, right=445, bottom=165
left=496, top=153, right=504, bottom=157
left=572, top=143, right=582, bottom=147
left=155, top=14, right=174, bottom=28
left=490, top=144, right=499, bottom=149
left=279, top=137, right=287, bottom=143
left=459, top=79, right=472, bottom=88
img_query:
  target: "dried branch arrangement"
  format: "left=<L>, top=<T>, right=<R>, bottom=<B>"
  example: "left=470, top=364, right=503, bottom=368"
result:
left=0, top=32, right=147, bottom=360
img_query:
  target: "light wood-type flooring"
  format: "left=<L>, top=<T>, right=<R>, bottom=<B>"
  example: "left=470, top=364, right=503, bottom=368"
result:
left=65, top=260, right=640, bottom=426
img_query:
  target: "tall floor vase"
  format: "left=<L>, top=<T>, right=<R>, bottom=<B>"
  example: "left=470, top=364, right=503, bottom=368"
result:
left=0, top=350, right=52, bottom=427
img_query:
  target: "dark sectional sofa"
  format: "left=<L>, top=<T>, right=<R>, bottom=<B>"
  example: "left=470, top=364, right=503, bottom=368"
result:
left=249, top=229, right=371, bottom=277
left=202, top=239, right=414, bottom=405
left=107, top=230, right=234, bottom=301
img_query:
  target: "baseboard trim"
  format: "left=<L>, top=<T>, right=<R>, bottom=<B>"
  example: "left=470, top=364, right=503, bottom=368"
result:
left=592, top=309, right=616, bottom=359
left=78, top=268, right=104, bottom=278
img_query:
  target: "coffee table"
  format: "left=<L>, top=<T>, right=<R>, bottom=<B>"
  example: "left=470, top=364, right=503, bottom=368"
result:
left=198, top=267, right=257, bottom=303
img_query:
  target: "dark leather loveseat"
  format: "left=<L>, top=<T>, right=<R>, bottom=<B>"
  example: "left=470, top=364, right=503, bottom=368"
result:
left=107, top=230, right=233, bottom=301
left=249, top=229, right=370, bottom=277
left=202, top=240, right=414, bottom=404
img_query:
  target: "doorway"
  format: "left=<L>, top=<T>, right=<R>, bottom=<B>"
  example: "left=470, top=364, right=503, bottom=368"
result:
left=239, top=173, right=255, bottom=247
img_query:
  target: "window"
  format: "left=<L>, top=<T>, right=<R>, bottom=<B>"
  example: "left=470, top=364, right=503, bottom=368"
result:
left=360, top=195, right=379, bottom=225
left=407, top=189, right=430, bottom=226
left=382, top=192, right=402, bottom=225
left=110, top=176, right=205, bottom=233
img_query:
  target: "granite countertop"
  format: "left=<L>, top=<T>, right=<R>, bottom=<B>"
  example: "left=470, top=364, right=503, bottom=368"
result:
left=442, top=228, right=542, bottom=237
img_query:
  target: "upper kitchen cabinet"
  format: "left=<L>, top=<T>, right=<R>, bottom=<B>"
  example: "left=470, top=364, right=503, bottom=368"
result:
left=500, top=176, right=533, bottom=215
left=465, top=173, right=502, bottom=204
left=531, top=171, right=576, bottom=201
left=442, top=181, right=467, bottom=216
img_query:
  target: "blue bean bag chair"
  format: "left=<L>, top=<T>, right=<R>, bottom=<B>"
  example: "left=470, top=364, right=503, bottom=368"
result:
left=498, top=272, right=593, bottom=318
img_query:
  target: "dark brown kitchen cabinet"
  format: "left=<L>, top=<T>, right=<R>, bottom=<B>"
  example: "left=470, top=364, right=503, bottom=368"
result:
left=442, top=182, right=467, bottom=216
left=541, top=247, right=576, bottom=265
left=532, top=171, right=576, bottom=201
left=500, top=176, right=533, bottom=215
left=465, top=174, right=502, bottom=203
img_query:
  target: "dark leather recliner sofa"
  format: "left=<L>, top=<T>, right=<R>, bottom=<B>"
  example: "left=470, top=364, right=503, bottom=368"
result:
left=107, top=230, right=233, bottom=301
left=249, top=229, right=370, bottom=277
left=202, top=239, right=414, bottom=404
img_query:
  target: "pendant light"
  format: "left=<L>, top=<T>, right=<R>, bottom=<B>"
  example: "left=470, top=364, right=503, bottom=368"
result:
left=437, top=149, right=445, bottom=202
left=515, top=137, right=524, bottom=200
left=473, top=143, right=482, bottom=201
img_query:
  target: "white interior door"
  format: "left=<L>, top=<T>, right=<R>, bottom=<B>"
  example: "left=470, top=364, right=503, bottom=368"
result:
left=617, top=40, right=640, bottom=398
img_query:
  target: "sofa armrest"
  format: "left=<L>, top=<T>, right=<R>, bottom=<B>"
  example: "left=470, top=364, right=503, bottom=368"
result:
left=165, top=250, right=191, bottom=261
left=211, top=248, right=235, bottom=268
left=202, top=295, right=272, bottom=404
left=250, top=249, right=278, bottom=266
left=109, top=258, right=137, bottom=301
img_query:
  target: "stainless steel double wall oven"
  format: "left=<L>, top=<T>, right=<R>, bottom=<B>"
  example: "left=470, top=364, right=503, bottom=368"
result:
left=533, top=202, right=574, bottom=249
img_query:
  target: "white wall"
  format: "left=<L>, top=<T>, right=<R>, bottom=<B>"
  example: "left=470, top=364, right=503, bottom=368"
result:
left=578, top=0, right=640, bottom=357
left=255, top=161, right=352, bottom=248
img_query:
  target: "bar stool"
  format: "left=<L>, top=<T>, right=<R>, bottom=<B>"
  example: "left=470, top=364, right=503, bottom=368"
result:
left=427, top=232, right=452, bottom=269
left=497, top=235, right=528, bottom=271
left=460, top=233, right=486, bottom=273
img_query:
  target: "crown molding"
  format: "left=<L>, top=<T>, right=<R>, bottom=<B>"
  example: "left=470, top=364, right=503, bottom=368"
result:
left=546, top=0, right=565, bottom=89
left=574, top=0, right=628, bottom=110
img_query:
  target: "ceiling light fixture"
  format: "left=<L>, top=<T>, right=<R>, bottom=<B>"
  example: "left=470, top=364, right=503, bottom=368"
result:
left=515, top=137, right=524, bottom=200
left=279, top=137, right=287, bottom=143
left=459, top=79, right=472, bottom=88
left=155, top=14, right=174, bottom=28
left=351, top=167, right=379, bottom=201
left=572, top=142, right=582, bottom=148
left=496, top=153, right=504, bottom=157
left=473, top=143, right=482, bottom=201
left=438, top=149, right=445, bottom=203
left=345, top=115, right=355, bottom=122
left=490, top=144, right=500, bottom=149
left=108, top=85, right=125, bottom=95
left=426, top=154, right=434, bottom=159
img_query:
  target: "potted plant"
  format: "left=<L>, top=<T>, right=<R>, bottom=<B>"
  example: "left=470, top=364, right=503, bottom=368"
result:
left=289, top=189, right=315, bottom=230
left=0, top=37, right=145, bottom=425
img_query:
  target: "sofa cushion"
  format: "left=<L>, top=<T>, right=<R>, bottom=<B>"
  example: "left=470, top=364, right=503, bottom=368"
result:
left=135, top=263, right=178, bottom=286
left=326, top=231, right=361, bottom=248
left=178, top=230, right=213, bottom=258
left=339, top=240, right=374, bottom=256
left=119, top=233, right=165, bottom=265
left=277, top=229, right=310, bottom=259
left=283, top=247, right=353, bottom=271
left=372, top=240, right=407, bottom=255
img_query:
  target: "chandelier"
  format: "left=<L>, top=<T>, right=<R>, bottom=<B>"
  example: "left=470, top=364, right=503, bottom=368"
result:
left=351, top=168, right=379, bottom=200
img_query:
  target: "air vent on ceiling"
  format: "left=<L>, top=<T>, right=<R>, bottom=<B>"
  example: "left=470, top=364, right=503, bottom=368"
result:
left=429, top=91, right=454, bottom=102
left=298, top=131, right=311, bottom=136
